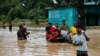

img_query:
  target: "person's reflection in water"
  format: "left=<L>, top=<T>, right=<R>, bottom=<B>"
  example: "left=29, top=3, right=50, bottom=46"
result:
left=17, top=40, right=27, bottom=55
left=47, top=43, right=61, bottom=56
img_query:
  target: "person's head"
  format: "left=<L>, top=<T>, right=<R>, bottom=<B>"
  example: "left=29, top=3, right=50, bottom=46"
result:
left=62, top=20, right=66, bottom=25
left=55, top=23, right=58, bottom=27
left=76, top=26, right=82, bottom=34
left=48, top=23, right=52, bottom=27
left=62, top=20, right=66, bottom=23
left=19, top=25, right=23, bottom=30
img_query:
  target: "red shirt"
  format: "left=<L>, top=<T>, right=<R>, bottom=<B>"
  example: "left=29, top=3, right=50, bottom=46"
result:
left=49, top=27, right=56, bottom=33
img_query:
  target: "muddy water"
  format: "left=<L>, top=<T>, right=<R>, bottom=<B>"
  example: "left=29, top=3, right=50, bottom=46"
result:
left=0, top=28, right=100, bottom=56
left=87, top=30, right=100, bottom=56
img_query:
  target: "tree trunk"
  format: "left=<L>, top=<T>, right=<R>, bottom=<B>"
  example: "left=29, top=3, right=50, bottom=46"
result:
left=78, top=0, right=86, bottom=31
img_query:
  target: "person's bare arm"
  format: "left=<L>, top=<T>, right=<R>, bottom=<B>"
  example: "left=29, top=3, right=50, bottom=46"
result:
left=73, top=41, right=83, bottom=46
left=83, top=32, right=89, bottom=41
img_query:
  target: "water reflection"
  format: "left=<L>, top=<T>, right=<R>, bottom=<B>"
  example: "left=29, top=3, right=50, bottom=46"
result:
left=47, top=43, right=61, bottom=56
left=17, top=40, right=27, bottom=56
left=0, top=28, right=100, bottom=56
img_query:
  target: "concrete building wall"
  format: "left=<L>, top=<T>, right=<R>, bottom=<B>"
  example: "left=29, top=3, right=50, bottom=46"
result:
left=85, top=5, right=100, bottom=26
left=48, top=7, right=78, bottom=28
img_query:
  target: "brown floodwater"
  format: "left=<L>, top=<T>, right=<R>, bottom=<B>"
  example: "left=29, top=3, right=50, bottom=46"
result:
left=0, top=28, right=100, bottom=56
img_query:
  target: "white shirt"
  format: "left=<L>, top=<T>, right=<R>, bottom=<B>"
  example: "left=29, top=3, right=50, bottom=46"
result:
left=73, top=34, right=88, bottom=51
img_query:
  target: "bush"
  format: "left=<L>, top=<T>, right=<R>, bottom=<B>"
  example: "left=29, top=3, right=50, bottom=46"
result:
left=0, top=15, right=7, bottom=22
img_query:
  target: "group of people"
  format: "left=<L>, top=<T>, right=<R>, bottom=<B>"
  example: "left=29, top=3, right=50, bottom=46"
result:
left=45, top=20, right=70, bottom=42
left=17, top=23, right=30, bottom=40
left=2, top=22, right=12, bottom=31
left=2, top=22, right=30, bottom=40
left=45, top=20, right=89, bottom=56
left=2, top=20, right=89, bottom=56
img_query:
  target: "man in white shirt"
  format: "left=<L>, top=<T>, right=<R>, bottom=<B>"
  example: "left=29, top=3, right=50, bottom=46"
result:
left=73, top=27, right=89, bottom=56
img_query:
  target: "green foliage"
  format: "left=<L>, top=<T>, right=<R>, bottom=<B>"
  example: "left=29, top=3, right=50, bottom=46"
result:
left=13, top=18, right=27, bottom=23
left=7, top=6, right=24, bottom=21
left=0, top=0, right=85, bottom=22
left=0, top=15, right=7, bottom=22
left=35, top=19, right=39, bottom=25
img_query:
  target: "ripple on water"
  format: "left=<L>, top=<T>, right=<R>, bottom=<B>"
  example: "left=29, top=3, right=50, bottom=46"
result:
left=0, top=28, right=100, bottom=56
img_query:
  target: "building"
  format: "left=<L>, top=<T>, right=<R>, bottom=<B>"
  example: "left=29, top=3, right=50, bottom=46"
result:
left=47, top=0, right=100, bottom=29
left=48, top=7, right=78, bottom=28
left=84, top=0, right=100, bottom=26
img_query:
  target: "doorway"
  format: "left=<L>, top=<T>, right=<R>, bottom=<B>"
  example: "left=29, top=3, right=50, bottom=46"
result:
left=86, top=13, right=99, bottom=26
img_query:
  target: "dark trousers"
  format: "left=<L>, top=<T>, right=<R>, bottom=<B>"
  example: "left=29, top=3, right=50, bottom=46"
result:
left=9, top=27, right=12, bottom=31
left=77, top=50, right=88, bottom=56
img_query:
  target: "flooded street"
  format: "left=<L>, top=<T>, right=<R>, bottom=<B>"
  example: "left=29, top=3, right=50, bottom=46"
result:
left=0, top=28, right=100, bottom=56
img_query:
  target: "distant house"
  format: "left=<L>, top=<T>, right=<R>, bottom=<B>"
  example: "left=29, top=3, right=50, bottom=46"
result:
left=47, top=7, right=78, bottom=28
left=47, top=0, right=100, bottom=28
left=84, top=0, right=100, bottom=26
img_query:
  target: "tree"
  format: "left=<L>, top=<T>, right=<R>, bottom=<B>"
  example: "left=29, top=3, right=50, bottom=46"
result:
left=77, top=0, right=86, bottom=31
left=0, top=0, right=86, bottom=25
left=0, top=15, right=7, bottom=22
left=7, top=6, right=24, bottom=21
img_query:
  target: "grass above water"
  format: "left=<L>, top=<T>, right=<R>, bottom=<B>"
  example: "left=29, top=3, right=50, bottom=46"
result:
left=0, top=21, right=48, bottom=28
